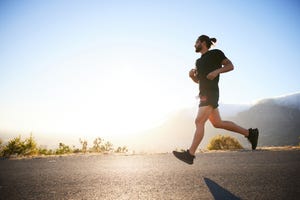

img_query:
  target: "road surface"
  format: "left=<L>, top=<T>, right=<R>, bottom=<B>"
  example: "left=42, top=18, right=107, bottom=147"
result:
left=0, top=150, right=299, bottom=199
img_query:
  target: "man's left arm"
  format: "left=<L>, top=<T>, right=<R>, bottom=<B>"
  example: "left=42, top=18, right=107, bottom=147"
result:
left=206, top=58, right=234, bottom=80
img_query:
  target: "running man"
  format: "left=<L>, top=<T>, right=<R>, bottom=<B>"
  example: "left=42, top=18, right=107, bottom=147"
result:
left=173, top=35, right=259, bottom=165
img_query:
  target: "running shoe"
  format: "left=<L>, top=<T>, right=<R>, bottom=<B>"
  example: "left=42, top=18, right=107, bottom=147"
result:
left=172, top=149, right=195, bottom=165
left=247, top=128, right=259, bottom=150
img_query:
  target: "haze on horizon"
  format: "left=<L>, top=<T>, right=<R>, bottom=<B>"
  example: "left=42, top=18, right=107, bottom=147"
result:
left=1, top=0, right=300, bottom=149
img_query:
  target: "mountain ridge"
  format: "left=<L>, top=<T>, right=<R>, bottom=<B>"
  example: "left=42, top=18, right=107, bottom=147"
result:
left=129, top=92, right=300, bottom=152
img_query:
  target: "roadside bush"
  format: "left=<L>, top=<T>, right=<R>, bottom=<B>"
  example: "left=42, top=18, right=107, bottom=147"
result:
left=73, top=148, right=81, bottom=153
left=102, top=141, right=113, bottom=153
left=23, top=134, right=38, bottom=155
left=2, top=136, right=25, bottom=156
left=92, top=137, right=102, bottom=153
left=115, top=146, right=128, bottom=153
left=0, top=138, right=4, bottom=156
left=207, top=135, right=243, bottom=150
left=90, top=138, right=114, bottom=153
left=1, top=134, right=39, bottom=157
left=55, top=143, right=72, bottom=155
left=1, top=135, right=128, bottom=157
left=38, top=147, right=54, bottom=155
left=79, top=138, right=88, bottom=153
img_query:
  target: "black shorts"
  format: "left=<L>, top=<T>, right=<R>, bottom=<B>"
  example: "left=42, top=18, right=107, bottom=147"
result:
left=199, top=93, right=219, bottom=109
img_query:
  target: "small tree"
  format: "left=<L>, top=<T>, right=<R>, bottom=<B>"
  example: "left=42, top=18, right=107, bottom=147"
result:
left=0, top=138, right=4, bottom=156
left=38, top=146, right=54, bottom=155
left=79, top=138, right=88, bottom=153
left=23, top=133, right=38, bottom=155
left=207, top=135, right=243, bottom=150
left=56, top=142, right=72, bottom=154
left=102, top=141, right=113, bottom=153
left=92, top=137, right=103, bottom=153
left=115, top=146, right=128, bottom=153
left=2, top=135, right=25, bottom=156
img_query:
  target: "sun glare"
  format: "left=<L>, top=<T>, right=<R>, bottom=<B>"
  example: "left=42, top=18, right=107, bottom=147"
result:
left=40, top=59, right=169, bottom=141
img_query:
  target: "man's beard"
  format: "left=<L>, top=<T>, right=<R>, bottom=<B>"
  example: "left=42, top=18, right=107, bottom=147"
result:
left=195, top=46, right=202, bottom=52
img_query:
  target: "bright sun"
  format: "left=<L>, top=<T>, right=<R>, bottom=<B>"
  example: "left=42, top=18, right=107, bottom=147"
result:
left=0, top=48, right=178, bottom=144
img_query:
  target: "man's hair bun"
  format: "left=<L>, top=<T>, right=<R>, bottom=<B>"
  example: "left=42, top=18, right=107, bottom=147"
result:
left=210, top=38, right=217, bottom=43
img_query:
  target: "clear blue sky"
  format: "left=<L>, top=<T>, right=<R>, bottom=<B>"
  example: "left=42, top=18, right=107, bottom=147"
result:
left=1, top=0, right=300, bottom=142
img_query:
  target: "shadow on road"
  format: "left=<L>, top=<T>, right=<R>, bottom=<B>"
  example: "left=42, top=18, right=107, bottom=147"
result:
left=204, top=178, right=241, bottom=200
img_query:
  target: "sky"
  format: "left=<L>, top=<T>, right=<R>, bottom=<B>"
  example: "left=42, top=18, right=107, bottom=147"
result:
left=0, top=0, right=300, bottom=147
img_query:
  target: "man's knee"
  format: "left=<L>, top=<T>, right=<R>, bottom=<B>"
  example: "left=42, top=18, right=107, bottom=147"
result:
left=213, top=123, right=222, bottom=128
left=212, top=122, right=222, bottom=128
left=195, top=117, right=206, bottom=126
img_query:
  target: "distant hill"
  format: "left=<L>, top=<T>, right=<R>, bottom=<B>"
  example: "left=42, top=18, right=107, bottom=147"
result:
left=130, top=92, right=300, bottom=152
left=232, top=92, right=300, bottom=147
left=268, top=92, right=300, bottom=110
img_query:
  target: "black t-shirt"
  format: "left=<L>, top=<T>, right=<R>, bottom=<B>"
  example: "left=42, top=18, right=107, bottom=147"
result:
left=195, top=49, right=227, bottom=96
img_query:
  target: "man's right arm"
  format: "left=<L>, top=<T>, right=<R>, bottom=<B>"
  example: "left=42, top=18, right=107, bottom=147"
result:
left=189, top=69, right=199, bottom=84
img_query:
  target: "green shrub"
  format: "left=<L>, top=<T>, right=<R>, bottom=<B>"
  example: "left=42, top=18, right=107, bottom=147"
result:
left=0, top=135, right=128, bottom=157
left=92, top=137, right=102, bottom=153
left=115, top=146, right=128, bottom=153
left=102, top=141, right=113, bottom=153
left=38, top=147, right=54, bottom=155
left=0, top=138, right=4, bottom=156
left=207, top=135, right=243, bottom=150
left=1, top=134, right=38, bottom=157
left=79, top=138, right=88, bottom=153
left=2, top=135, right=25, bottom=156
left=23, top=134, right=38, bottom=155
left=73, top=148, right=81, bottom=153
left=55, top=142, right=72, bottom=154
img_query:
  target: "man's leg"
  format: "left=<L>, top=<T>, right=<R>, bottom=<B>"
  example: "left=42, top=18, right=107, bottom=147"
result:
left=209, top=108, right=259, bottom=149
left=208, top=108, right=249, bottom=136
left=188, top=106, right=214, bottom=155
left=173, top=106, right=213, bottom=164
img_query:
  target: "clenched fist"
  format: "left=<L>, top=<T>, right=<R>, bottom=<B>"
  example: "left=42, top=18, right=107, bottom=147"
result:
left=189, top=69, right=199, bottom=83
left=189, top=69, right=197, bottom=78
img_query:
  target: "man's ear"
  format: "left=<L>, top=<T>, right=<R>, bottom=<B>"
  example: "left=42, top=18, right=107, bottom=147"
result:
left=200, top=41, right=205, bottom=47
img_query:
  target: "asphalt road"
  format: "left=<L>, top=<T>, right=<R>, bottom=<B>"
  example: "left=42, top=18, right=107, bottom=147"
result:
left=0, top=150, right=299, bottom=200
